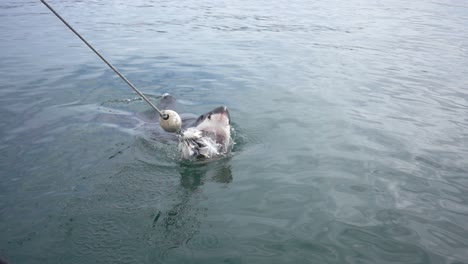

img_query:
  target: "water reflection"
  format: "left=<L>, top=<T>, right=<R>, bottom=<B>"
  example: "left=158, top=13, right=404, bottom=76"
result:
left=152, top=159, right=232, bottom=259
left=179, top=160, right=233, bottom=190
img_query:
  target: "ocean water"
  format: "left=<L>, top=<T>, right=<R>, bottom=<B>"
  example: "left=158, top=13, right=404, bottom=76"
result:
left=1, top=0, right=468, bottom=263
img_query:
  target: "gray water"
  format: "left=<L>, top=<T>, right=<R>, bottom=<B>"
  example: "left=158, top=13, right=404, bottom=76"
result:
left=1, top=0, right=468, bottom=263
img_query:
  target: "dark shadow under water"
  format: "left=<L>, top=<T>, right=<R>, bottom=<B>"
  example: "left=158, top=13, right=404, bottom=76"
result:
left=148, top=158, right=233, bottom=260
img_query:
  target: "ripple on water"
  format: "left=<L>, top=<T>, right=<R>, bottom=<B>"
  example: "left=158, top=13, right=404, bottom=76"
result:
left=284, top=239, right=341, bottom=263
left=438, top=199, right=468, bottom=216
left=237, top=238, right=282, bottom=258
left=186, top=231, right=233, bottom=251
left=68, top=215, right=144, bottom=263
left=417, top=221, right=468, bottom=262
left=335, top=223, right=431, bottom=263
left=373, top=210, right=419, bottom=239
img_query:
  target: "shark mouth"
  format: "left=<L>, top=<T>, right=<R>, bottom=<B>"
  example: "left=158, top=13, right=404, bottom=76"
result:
left=178, top=106, right=233, bottom=160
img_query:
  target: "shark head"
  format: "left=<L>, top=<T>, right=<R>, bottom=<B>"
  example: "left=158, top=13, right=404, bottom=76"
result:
left=179, top=106, right=233, bottom=160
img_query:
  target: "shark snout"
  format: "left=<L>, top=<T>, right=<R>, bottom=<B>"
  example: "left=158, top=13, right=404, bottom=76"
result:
left=211, top=106, right=230, bottom=122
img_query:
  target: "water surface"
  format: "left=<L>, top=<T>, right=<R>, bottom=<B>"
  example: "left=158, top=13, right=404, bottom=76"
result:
left=1, top=0, right=468, bottom=263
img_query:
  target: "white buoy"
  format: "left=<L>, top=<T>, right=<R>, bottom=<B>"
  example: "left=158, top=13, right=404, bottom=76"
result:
left=159, top=110, right=182, bottom=133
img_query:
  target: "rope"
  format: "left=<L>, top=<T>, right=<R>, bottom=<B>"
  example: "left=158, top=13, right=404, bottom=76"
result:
left=40, top=0, right=168, bottom=119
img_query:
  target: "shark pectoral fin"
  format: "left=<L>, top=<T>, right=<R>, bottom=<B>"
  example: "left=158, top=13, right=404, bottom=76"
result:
left=159, top=93, right=177, bottom=111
